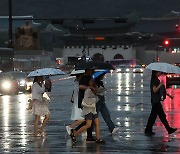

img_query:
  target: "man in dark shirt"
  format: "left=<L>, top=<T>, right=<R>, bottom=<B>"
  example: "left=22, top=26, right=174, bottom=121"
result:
left=145, top=70, right=177, bottom=136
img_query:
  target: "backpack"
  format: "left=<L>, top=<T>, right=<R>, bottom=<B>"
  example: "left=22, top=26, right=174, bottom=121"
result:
left=159, top=84, right=166, bottom=101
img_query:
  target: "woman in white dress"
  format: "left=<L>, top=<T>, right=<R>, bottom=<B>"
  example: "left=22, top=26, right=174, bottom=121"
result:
left=66, top=74, right=85, bottom=135
left=32, top=76, right=50, bottom=137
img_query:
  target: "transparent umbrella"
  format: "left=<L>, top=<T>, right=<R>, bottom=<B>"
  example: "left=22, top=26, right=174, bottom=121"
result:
left=146, top=62, right=180, bottom=74
left=27, top=68, right=65, bottom=77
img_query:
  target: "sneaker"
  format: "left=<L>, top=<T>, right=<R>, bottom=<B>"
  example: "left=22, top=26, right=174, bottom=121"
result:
left=145, top=131, right=155, bottom=136
left=168, top=128, right=177, bottom=134
left=66, top=125, right=72, bottom=136
left=86, top=137, right=96, bottom=142
left=112, top=127, right=120, bottom=134
left=95, top=139, right=106, bottom=144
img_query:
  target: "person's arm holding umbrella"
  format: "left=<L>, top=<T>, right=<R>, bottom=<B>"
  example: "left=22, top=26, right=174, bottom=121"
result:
left=152, top=82, right=163, bottom=93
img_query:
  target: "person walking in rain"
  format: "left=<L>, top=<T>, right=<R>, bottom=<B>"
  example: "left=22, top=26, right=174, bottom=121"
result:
left=95, top=73, right=119, bottom=134
left=66, top=73, right=86, bottom=136
left=145, top=70, right=177, bottom=136
left=70, top=78, right=105, bottom=143
left=31, top=76, right=50, bottom=137
left=72, top=68, right=96, bottom=141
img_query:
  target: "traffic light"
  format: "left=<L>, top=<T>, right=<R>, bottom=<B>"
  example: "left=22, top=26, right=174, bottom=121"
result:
left=164, top=39, right=170, bottom=46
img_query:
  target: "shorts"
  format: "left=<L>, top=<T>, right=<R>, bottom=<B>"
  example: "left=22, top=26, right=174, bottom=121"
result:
left=85, top=113, right=98, bottom=120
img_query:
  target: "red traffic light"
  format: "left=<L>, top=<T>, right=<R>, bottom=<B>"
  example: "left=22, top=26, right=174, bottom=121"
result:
left=164, top=40, right=170, bottom=46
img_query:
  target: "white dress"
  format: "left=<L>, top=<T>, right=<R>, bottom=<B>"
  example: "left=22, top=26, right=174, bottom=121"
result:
left=32, top=82, right=50, bottom=116
left=70, top=81, right=83, bottom=120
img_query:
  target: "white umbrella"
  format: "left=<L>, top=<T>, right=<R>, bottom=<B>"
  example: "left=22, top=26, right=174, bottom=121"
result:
left=28, top=68, right=65, bottom=77
left=70, top=69, right=85, bottom=76
left=146, top=62, right=180, bottom=74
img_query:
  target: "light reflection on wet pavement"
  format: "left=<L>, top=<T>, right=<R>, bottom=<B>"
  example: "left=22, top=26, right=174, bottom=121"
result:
left=0, top=72, right=179, bottom=153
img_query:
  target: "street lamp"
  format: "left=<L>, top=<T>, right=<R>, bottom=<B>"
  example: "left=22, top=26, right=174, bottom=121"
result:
left=81, top=19, right=94, bottom=60
left=8, top=0, right=13, bottom=48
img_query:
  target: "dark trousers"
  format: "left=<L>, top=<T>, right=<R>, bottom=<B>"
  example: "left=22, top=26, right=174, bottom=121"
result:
left=75, top=121, right=93, bottom=139
left=145, top=103, right=171, bottom=133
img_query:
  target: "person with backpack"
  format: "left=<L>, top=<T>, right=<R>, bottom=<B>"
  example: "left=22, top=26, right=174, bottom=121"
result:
left=145, top=70, right=177, bottom=136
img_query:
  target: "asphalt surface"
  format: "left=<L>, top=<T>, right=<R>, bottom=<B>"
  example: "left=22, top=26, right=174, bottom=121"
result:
left=0, top=72, right=180, bottom=153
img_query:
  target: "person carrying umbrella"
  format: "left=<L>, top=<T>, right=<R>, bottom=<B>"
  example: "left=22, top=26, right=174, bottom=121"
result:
left=66, top=70, right=86, bottom=136
left=144, top=70, right=177, bottom=136
left=71, top=68, right=96, bottom=141
left=94, top=71, right=120, bottom=134
left=70, top=77, right=105, bottom=143
left=31, top=76, right=50, bottom=137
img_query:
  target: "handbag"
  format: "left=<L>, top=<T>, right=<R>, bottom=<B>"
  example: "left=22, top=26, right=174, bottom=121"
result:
left=159, top=84, right=166, bottom=101
left=82, top=98, right=96, bottom=108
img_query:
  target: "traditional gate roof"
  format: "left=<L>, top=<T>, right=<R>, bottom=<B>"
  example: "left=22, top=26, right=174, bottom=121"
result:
left=133, top=17, right=179, bottom=33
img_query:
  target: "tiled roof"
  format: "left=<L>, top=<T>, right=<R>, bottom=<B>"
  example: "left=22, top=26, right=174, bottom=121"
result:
left=133, top=17, right=179, bottom=33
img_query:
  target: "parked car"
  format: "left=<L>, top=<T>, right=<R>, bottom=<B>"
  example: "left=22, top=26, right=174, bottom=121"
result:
left=116, top=65, right=131, bottom=73
left=0, top=73, right=19, bottom=95
left=132, top=65, right=144, bottom=73
left=166, top=63, right=180, bottom=88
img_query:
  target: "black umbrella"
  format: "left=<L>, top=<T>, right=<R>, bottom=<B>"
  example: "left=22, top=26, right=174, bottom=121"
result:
left=75, top=61, right=115, bottom=70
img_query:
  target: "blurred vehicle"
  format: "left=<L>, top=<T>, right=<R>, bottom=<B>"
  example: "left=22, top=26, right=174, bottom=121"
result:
left=3, top=71, right=33, bottom=93
left=133, top=65, right=144, bottom=73
left=0, top=73, right=19, bottom=95
left=116, top=65, right=131, bottom=73
left=25, top=77, right=33, bottom=92
left=166, top=63, right=180, bottom=88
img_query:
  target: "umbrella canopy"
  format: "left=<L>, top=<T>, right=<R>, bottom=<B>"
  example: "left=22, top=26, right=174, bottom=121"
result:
left=92, top=70, right=110, bottom=79
left=146, top=62, right=180, bottom=74
left=70, top=69, right=85, bottom=76
left=28, top=68, right=65, bottom=77
left=75, top=61, right=115, bottom=70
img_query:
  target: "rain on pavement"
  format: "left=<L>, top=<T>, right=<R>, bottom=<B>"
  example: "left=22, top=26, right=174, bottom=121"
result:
left=0, top=72, right=180, bottom=153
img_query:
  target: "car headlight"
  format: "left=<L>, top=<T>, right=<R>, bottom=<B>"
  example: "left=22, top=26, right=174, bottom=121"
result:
left=126, top=68, right=129, bottom=72
left=19, top=80, right=26, bottom=86
left=2, top=81, right=11, bottom=90
left=117, top=69, right=121, bottom=72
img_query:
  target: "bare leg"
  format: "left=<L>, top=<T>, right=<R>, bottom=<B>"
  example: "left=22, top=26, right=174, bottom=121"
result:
left=27, top=99, right=33, bottom=110
left=70, top=119, right=85, bottom=128
left=74, top=120, right=92, bottom=137
left=39, top=113, right=50, bottom=134
left=34, top=115, right=40, bottom=136
left=94, top=118, right=100, bottom=140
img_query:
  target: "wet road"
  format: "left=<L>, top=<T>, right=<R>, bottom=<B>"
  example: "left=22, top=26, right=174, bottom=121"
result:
left=0, top=72, right=180, bottom=153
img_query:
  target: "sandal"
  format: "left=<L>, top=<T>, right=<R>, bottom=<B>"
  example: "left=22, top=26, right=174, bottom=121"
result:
left=70, top=129, right=76, bottom=143
left=40, top=131, right=46, bottom=137
left=34, top=133, right=41, bottom=137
